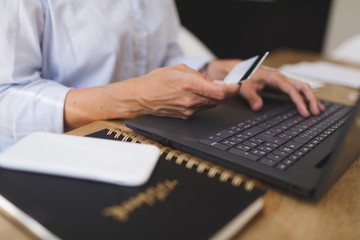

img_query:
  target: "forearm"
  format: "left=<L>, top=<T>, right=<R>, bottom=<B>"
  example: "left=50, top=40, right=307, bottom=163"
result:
left=63, top=80, right=145, bottom=131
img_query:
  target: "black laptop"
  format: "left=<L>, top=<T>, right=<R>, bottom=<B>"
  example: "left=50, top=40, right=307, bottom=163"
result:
left=125, top=93, right=360, bottom=200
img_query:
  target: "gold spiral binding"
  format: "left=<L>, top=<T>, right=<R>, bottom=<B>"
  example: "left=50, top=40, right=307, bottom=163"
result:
left=175, top=153, right=190, bottom=165
left=114, top=132, right=122, bottom=139
left=106, top=128, right=259, bottom=191
left=185, top=158, right=200, bottom=169
left=196, top=162, right=211, bottom=174
left=231, top=175, right=244, bottom=187
left=245, top=180, right=255, bottom=191
left=208, top=166, right=222, bottom=178
left=159, top=146, right=171, bottom=155
left=219, top=170, right=234, bottom=183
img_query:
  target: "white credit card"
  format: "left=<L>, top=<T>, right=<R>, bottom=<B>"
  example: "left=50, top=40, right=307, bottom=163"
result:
left=224, top=51, right=269, bottom=85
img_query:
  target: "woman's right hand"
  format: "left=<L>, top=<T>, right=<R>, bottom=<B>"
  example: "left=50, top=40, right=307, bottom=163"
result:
left=64, top=64, right=240, bottom=130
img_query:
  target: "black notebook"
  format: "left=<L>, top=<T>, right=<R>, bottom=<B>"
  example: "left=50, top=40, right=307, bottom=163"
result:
left=0, top=128, right=266, bottom=240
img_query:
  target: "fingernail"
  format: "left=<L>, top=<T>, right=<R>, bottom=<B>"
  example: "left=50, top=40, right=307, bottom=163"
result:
left=252, top=101, right=262, bottom=111
left=301, top=106, right=310, bottom=117
left=320, top=103, right=326, bottom=111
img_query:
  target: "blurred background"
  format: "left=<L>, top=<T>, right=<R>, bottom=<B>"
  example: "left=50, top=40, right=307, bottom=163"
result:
left=175, top=0, right=360, bottom=64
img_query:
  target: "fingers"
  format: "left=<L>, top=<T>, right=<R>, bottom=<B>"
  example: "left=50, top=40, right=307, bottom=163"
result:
left=194, top=78, right=240, bottom=100
left=289, top=79, right=325, bottom=115
left=275, top=78, right=311, bottom=117
left=258, top=69, right=325, bottom=117
left=176, top=64, right=240, bottom=102
left=239, top=81, right=263, bottom=111
left=144, top=96, right=217, bottom=119
left=136, top=64, right=240, bottom=119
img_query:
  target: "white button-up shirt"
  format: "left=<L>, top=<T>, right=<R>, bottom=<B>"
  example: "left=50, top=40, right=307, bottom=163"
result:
left=0, top=0, right=208, bottom=148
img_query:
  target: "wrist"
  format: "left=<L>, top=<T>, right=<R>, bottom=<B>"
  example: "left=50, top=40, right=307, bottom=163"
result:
left=64, top=88, right=100, bottom=131
left=63, top=85, right=126, bottom=131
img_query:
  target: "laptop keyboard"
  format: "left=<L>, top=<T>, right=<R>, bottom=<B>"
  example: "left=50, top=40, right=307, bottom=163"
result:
left=200, top=101, right=353, bottom=171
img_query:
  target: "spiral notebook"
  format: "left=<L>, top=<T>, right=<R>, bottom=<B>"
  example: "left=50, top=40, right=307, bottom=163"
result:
left=0, top=128, right=266, bottom=240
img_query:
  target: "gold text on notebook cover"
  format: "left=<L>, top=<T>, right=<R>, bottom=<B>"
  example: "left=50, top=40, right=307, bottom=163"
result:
left=102, top=179, right=179, bottom=222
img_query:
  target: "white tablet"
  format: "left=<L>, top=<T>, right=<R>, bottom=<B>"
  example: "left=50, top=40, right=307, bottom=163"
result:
left=0, top=132, right=160, bottom=186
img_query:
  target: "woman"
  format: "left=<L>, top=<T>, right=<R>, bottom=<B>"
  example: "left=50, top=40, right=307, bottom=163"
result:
left=0, top=0, right=324, bottom=148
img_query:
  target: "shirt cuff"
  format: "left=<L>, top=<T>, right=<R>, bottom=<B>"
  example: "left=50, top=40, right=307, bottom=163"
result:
left=1, top=80, right=71, bottom=140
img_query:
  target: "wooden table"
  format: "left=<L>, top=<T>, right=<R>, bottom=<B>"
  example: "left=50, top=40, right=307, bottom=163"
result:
left=1, top=49, right=359, bottom=240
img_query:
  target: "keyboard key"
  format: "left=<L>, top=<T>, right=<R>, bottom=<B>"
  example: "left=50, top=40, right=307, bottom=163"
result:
left=263, top=142, right=279, bottom=149
left=293, top=137, right=308, bottom=144
left=251, top=149, right=267, bottom=157
left=236, top=122, right=246, bottom=128
left=200, top=139, right=230, bottom=150
left=235, top=144, right=251, bottom=152
left=256, top=134, right=286, bottom=145
left=215, top=129, right=236, bottom=139
left=298, top=133, right=313, bottom=141
left=228, top=148, right=260, bottom=161
left=276, top=163, right=289, bottom=171
left=258, top=130, right=276, bottom=137
left=277, top=133, right=293, bottom=140
left=284, top=129, right=300, bottom=136
left=229, top=137, right=244, bottom=144
left=282, top=158, right=296, bottom=166
left=207, top=135, right=223, bottom=142
left=253, top=116, right=266, bottom=122
left=272, top=149, right=290, bottom=158
left=285, top=141, right=303, bottom=150
left=243, top=124, right=252, bottom=129
left=200, top=138, right=215, bottom=146
left=221, top=140, right=237, bottom=147
left=288, top=154, right=300, bottom=162
left=310, top=138, right=321, bottom=145
left=257, top=145, right=273, bottom=152
left=260, top=158, right=278, bottom=167
left=266, top=153, right=283, bottom=162
left=258, top=122, right=272, bottom=129
left=305, top=143, right=316, bottom=149
left=242, top=140, right=259, bottom=148
left=236, top=133, right=250, bottom=140
left=278, top=146, right=295, bottom=154
left=245, top=119, right=257, bottom=126
left=294, top=151, right=305, bottom=158
left=268, top=127, right=283, bottom=134
left=242, top=126, right=264, bottom=137
left=250, top=138, right=264, bottom=145
left=228, top=125, right=244, bottom=132
left=299, top=146, right=312, bottom=153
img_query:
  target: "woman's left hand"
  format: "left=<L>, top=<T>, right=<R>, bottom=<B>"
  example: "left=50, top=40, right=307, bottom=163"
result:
left=206, top=59, right=325, bottom=117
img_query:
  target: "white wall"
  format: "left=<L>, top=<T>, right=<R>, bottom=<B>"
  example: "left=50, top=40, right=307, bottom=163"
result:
left=323, top=0, right=360, bottom=55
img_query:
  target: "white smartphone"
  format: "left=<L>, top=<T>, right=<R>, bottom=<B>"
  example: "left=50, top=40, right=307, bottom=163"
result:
left=0, top=132, right=160, bottom=186
left=223, top=51, right=269, bottom=85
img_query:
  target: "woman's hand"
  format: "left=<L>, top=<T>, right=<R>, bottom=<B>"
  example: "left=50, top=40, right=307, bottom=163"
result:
left=116, top=64, right=240, bottom=119
left=206, top=59, right=325, bottom=117
left=64, top=64, right=240, bottom=130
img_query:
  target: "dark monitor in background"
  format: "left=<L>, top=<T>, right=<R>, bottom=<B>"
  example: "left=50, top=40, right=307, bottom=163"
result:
left=175, top=0, right=332, bottom=59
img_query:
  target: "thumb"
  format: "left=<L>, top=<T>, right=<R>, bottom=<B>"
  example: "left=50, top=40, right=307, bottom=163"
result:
left=240, top=84, right=263, bottom=111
